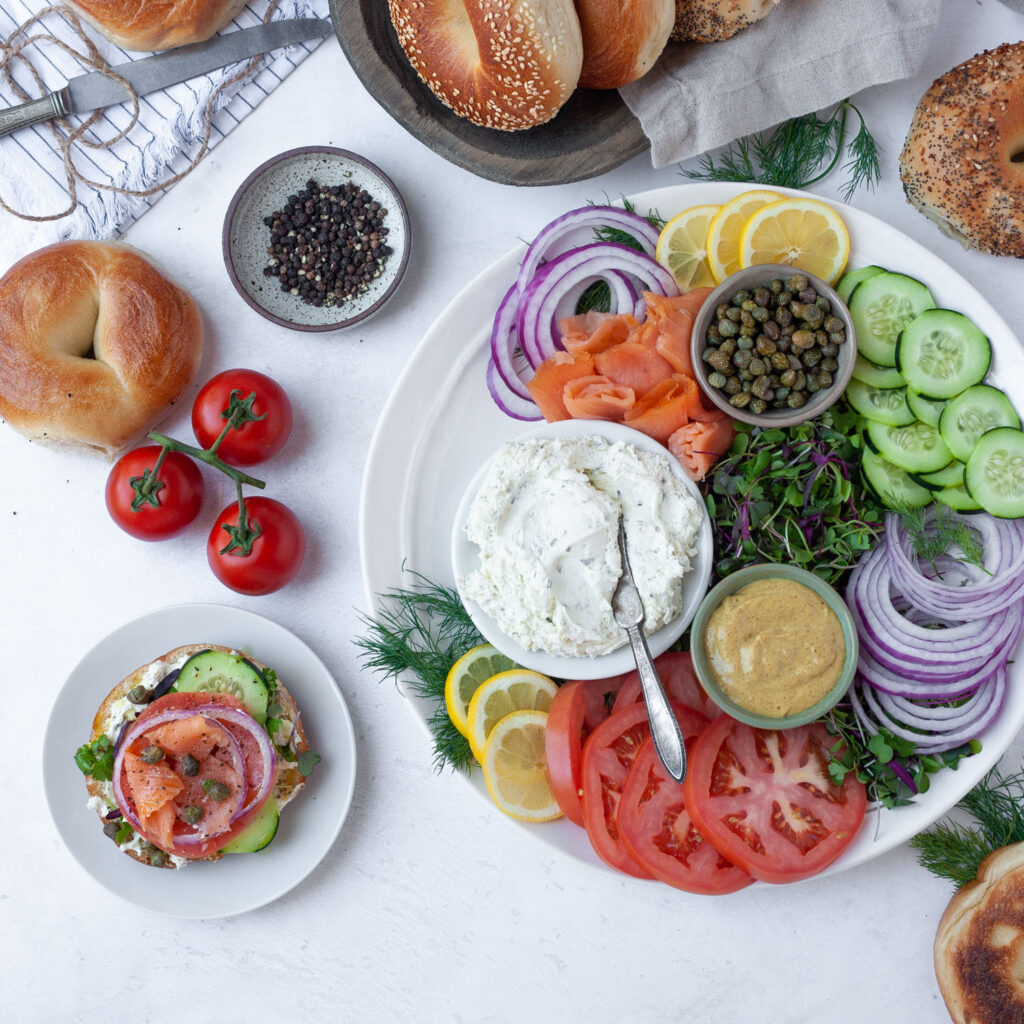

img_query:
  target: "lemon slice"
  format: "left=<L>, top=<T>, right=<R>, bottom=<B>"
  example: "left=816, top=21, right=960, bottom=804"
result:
left=444, top=644, right=518, bottom=739
left=481, top=709, right=562, bottom=822
left=655, top=204, right=720, bottom=290
left=737, top=197, right=850, bottom=284
left=706, top=189, right=784, bottom=283
left=466, top=669, right=559, bottom=763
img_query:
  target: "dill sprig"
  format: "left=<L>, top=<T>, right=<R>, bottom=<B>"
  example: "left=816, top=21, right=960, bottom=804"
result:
left=910, top=768, right=1024, bottom=887
left=899, top=504, right=988, bottom=576
left=683, top=100, right=880, bottom=202
left=354, top=571, right=482, bottom=772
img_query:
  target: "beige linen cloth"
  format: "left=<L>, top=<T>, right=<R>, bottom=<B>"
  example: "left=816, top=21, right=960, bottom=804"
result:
left=620, top=0, right=941, bottom=167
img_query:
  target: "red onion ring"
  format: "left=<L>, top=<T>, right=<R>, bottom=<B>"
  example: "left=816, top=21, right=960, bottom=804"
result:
left=489, top=283, right=533, bottom=401
left=486, top=359, right=543, bottom=422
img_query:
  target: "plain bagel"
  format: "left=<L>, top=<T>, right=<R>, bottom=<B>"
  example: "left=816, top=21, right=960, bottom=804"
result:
left=0, top=241, right=203, bottom=458
left=934, top=841, right=1024, bottom=1023
left=900, top=42, right=1024, bottom=258
left=65, top=0, right=247, bottom=51
left=577, top=0, right=674, bottom=89
left=387, top=0, right=583, bottom=131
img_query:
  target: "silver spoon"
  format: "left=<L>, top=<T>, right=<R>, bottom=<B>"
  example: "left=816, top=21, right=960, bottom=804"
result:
left=611, top=516, right=687, bottom=782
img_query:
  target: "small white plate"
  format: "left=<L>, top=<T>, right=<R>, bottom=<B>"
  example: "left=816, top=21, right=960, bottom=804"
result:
left=451, top=419, right=713, bottom=679
left=42, top=603, right=356, bottom=919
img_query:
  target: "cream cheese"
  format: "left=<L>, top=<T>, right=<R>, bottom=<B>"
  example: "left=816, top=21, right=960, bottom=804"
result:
left=100, top=649, right=192, bottom=743
left=462, top=436, right=702, bottom=658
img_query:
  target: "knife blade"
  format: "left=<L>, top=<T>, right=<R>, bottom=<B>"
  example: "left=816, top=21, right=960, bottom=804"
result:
left=0, top=18, right=332, bottom=139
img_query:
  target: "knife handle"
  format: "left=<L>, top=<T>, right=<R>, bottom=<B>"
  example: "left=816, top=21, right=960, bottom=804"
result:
left=0, top=89, right=70, bottom=139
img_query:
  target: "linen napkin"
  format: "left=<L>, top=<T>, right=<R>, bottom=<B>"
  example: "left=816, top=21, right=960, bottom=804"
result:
left=0, top=0, right=327, bottom=261
left=620, top=0, right=941, bottom=167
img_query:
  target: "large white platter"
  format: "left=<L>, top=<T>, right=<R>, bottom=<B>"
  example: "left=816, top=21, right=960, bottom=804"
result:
left=43, top=603, right=357, bottom=918
left=359, top=183, right=1024, bottom=883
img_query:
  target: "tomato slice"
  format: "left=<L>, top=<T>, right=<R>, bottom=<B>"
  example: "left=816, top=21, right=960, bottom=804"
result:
left=581, top=700, right=703, bottom=879
left=619, top=729, right=753, bottom=896
left=683, top=716, right=867, bottom=884
left=545, top=676, right=628, bottom=827
left=612, top=651, right=718, bottom=719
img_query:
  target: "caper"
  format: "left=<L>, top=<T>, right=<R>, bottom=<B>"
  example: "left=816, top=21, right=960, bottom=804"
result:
left=770, top=352, right=790, bottom=371
left=741, top=380, right=753, bottom=392
left=817, top=369, right=834, bottom=389
left=182, top=804, right=204, bottom=825
left=776, top=336, right=792, bottom=353
left=718, top=319, right=739, bottom=338
left=777, top=290, right=793, bottom=307
left=741, top=299, right=758, bottom=313
left=769, top=278, right=783, bottom=294
left=824, top=315, right=844, bottom=333
left=739, top=309, right=756, bottom=328
left=829, top=330, right=847, bottom=345
left=735, top=335, right=754, bottom=351
left=787, top=391, right=807, bottom=409
left=775, top=306, right=793, bottom=327
left=204, top=780, right=231, bottom=802
left=750, top=304, right=770, bottom=324
left=739, top=324, right=757, bottom=338
left=725, top=306, right=743, bottom=323
left=792, top=370, right=807, bottom=391
left=780, top=322, right=796, bottom=338
left=732, top=289, right=751, bottom=305
left=733, top=349, right=753, bottom=370
left=724, top=376, right=742, bottom=395
left=127, top=685, right=151, bottom=705
left=787, top=274, right=809, bottom=293
left=815, top=295, right=831, bottom=312
left=755, top=336, right=777, bottom=356
left=802, top=348, right=822, bottom=368
left=787, top=354, right=803, bottom=370
left=821, top=341, right=839, bottom=357
left=706, top=349, right=731, bottom=372
left=749, top=398, right=768, bottom=415
left=150, top=850, right=169, bottom=868
left=798, top=288, right=817, bottom=304
left=790, top=329, right=815, bottom=351
left=821, top=357, right=839, bottom=373
left=707, top=371, right=728, bottom=389
left=729, top=391, right=752, bottom=408
left=763, top=320, right=780, bottom=341
left=751, top=377, right=774, bottom=400
left=774, top=385, right=790, bottom=401
left=739, top=369, right=754, bottom=382
left=715, top=303, right=730, bottom=321
left=815, top=330, right=829, bottom=347
left=747, top=357, right=767, bottom=376
left=753, top=286, right=772, bottom=307
left=103, top=821, right=121, bottom=841
left=779, top=368, right=797, bottom=388
left=718, top=338, right=738, bottom=358
left=806, top=374, right=822, bottom=394
left=140, top=745, right=165, bottom=765
left=180, top=754, right=200, bottom=777
left=801, top=304, right=825, bottom=327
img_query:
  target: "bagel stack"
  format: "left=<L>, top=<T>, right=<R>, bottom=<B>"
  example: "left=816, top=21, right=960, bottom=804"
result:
left=0, top=241, right=203, bottom=458
left=65, top=0, right=247, bottom=50
left=935, top=842, right=1024, bottom=1023
left=900, top=42, right=1024, bottom=258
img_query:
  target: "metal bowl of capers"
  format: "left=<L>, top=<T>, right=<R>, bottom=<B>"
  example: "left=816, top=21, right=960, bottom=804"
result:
left=690, top=265, right=857, bottom=428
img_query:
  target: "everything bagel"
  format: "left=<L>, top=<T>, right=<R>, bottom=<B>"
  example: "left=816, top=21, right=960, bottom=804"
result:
left=900, top=42, right=1024, bottom=258
left=0, top=241, right=203, bottom=458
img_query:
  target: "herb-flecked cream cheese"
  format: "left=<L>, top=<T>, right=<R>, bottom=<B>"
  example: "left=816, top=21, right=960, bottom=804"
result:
left=461, top=436, right=702, bottom=658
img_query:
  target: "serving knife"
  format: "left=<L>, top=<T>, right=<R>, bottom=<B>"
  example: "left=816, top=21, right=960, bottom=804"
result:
left=612, top=516, right=687, bottom=783
left=0, top=18, right=333, bottom=139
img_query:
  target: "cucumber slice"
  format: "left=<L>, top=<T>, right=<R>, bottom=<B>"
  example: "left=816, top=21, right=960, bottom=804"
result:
left=861, top=447, right=932, bottom=510
left=845, top=380, right=915, bottom=426
left=896, top=310, right=991, bottom=399
left=934, top=485, right=982, bottom=513
left=965, top=427, right=1024, bottom=518
left=837, top=265, right=886, bottom=305
left=915, top=461, right=966, bottom=489
left=851, top=355, right=906, bottom=389
left=849, top=272, right=936, bottom=367
left=177, top=650, right=270, bottom=724
left=222, top=800, right=280, bottom=854
left=865, top=419, right=952, bottom=474
left=938, top=384, right=1021, bottom=462
left=905, top=389, right=946, bottom=428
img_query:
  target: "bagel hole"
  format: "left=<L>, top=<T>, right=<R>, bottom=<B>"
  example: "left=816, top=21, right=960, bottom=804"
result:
left=1011, top=148, right=1024, bottom=164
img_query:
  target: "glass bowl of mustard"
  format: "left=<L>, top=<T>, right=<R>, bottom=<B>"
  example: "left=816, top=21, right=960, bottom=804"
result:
left=689, top=564, right=858, bottom=729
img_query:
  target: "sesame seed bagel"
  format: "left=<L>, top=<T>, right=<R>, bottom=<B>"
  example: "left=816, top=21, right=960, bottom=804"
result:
left=85, top=644, right=308, bottom=869
left=387, top=0, right=583, bottom=131
left=934, top=841, right=1024, bottom=1024
left=900, top=42, right=1024, bottom=258
left=670, top=0, right=781, bottom=43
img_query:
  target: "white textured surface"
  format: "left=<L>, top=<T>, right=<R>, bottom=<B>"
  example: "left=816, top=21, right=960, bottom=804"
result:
left=1, top=1, right=1023, bottom=1021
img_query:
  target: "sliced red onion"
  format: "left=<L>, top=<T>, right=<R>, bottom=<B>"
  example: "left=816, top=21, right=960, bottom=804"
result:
left=515, top=205, right=660, bottom=296
left=486, top=359, right=543, bottom=421
left=516, top=244, right=677, bottom=368
left=202, top=705, right=276, bottom=817
left=489, top=283, right=533, bottom=401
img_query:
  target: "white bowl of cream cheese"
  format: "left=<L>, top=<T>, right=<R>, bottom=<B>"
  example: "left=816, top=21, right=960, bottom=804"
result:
left=451, top=420, right=713, bottom=679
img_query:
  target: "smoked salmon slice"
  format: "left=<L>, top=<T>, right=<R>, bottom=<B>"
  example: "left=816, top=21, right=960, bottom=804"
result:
left=668, top=418, right=737, bottom=481
left=563, top=375, right=635, bottom=420
left=594, top=342, right=674, bottom=397
left=124, top=751, right=184, bottom=818
left=642, top=292, right=696, bottom=377
left=526, top=351, right=596, bottom=422
left=146, top=716, right=231, bottom=761
left=673, top=286, right=715, bottom=317
left=624, top=374, right=705, bottom=443
left=559, top=311, right=638, bottom=354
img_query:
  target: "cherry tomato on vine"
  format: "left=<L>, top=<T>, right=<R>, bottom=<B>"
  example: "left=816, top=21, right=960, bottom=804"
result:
left=105, top=445, right=204, bottom=541
left=192, top=369, right=293, bottom=466
left=207, top=496, right=305, bottom=595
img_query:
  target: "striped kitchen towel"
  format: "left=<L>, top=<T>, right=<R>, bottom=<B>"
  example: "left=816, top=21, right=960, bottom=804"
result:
left=0, top=0, right=327, bottom=265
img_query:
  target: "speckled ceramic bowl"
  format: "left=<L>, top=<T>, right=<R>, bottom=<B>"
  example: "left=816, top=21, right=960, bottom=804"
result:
left=222, top=147, right=411, bottom=332
left=690, top=264, right=856, bottom=428
left=689, top=563, right=858, bottom=729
